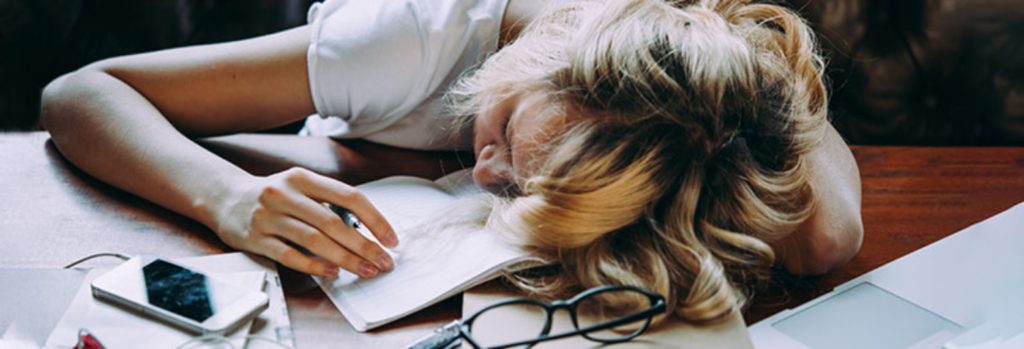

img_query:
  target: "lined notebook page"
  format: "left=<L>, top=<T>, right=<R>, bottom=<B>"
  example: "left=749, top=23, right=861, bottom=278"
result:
left=314, top=172, right=536, bottom=331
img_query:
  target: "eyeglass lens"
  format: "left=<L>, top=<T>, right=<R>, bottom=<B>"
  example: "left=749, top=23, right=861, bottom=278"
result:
left=468, top=288, right=654, bottom=348
left=575, top=288, right=653, bottom=341
left=468, top=300, right=549, bottom=348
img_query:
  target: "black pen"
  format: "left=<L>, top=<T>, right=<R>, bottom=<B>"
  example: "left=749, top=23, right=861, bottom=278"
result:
left=329, top=204, right=362, bottom=229
left=329, top=203, right=398, bottom=261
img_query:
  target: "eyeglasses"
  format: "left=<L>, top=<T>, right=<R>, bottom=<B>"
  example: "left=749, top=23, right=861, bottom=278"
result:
left=408, top=285, right=667, bottom=349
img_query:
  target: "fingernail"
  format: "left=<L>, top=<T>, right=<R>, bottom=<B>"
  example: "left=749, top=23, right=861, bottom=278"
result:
left=377, top=254, right=393, bottom=271
left=321, top=264, right=339, bottom=277
left=360, top=261, right=379, bottom=278
left=385, top=230, right=399, bottom=247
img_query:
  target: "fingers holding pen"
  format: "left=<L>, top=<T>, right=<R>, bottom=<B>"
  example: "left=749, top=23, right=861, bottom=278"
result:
left=260, top=168, right=394, bottom=273
left=286, top=169, right=399, bottom=247
left=257, top=237, right=339, bottom=278
left=218, top=168, right=397, bottom=278
left=262, top=216, right=383, bottom=278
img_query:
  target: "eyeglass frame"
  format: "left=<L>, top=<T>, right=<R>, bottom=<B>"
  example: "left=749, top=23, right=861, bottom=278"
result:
left=456, top=284, right=667, bottom=349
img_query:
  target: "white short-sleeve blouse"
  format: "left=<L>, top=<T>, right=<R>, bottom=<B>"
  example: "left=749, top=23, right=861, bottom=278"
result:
left=302, top=0, right=509, bottom=151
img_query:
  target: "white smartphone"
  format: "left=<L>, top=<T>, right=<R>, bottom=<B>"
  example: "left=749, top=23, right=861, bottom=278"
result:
left=91, top=256, right=269, bottom=333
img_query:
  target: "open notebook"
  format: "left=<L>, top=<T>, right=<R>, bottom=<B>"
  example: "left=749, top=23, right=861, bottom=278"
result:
left=314, top=170, right=548, bottom=332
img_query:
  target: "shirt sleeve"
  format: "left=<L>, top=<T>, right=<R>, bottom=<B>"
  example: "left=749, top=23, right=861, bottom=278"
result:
left=305, top=0, right=508, bottom=139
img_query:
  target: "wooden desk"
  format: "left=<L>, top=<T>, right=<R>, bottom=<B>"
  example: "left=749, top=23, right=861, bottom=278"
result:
left=746, top=146, right=1024, bottom=324
left=2, top=132, right=1023, bottom=347
left=0, top=132, right=453, bottom=348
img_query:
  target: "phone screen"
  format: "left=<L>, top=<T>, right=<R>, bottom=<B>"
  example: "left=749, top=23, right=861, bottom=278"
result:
left=143, top=260, right=216, bottom=322
left=97, top=258, right=253, bottom=324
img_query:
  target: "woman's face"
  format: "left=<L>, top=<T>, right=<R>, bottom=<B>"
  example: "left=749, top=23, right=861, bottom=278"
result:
left=472, top=92, right=576, bottom=195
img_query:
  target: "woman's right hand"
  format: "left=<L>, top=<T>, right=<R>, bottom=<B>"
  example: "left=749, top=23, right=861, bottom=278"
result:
left=40, top=25, right=400, bottom=278
left=214, top=167, right=398, bottom=278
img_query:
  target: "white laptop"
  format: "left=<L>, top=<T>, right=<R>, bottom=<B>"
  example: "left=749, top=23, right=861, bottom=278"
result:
left=749, top=202, right=1024, bottom=349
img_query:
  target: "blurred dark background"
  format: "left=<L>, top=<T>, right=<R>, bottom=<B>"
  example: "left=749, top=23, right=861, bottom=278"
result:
left=0, top=0, right=318, bottom=134
left=1, top=0, right=1023, bottom=145
left=789, top=0, right=1024, bottom=145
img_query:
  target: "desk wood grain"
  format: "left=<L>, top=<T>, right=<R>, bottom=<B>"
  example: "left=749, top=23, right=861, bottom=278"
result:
left=746, top=146, right=1024, bottom=324
left=3, top=132, right=1023, bottom=346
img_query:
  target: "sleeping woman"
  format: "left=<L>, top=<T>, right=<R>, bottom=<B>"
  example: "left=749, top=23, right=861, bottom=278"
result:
left=41, top=0, right=863, bottom=322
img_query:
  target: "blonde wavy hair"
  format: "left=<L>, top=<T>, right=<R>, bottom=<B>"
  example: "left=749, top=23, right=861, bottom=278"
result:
left=447, top=0, right=828, bottom=323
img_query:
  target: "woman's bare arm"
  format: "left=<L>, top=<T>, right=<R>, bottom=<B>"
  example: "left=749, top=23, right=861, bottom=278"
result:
left=43, top=27, right=311, bottom=224
left=198, top=134, right=474, bottom=183
left=40, top=26, right=397, bottom=278
left=772, top=124, right=865, bottom=275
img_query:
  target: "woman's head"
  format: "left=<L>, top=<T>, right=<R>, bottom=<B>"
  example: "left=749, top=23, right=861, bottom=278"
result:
left=450, top=0, right=828, bottom=323
left=471, top=91, right=580, bottom=194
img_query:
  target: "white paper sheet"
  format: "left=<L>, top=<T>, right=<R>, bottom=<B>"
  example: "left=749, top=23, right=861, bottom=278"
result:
left=314, top=172, right=543, bottom=331
left=45, top=270, right=263, bottom=348
left=176, top=253, right=293, bottom=348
